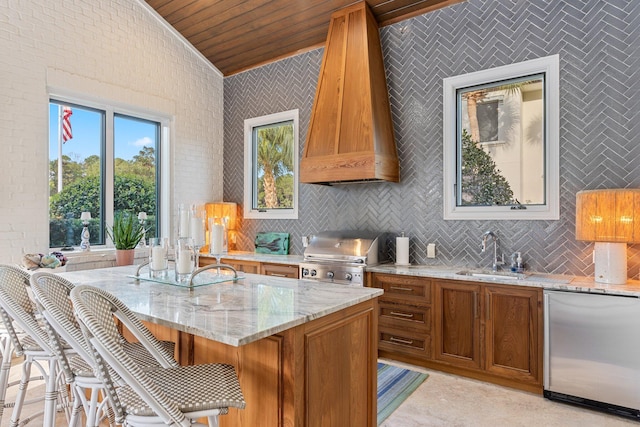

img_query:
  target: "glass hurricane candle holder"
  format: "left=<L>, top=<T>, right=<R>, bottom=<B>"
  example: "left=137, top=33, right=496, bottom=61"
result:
left=175, top=237, right=195, bottom=283
left=190, top=204, right=207, bottom=268
left=208, top=216, right=228, bottom=256
left=148, top=237, right=168, bottom=279
left=177, top=204, right=190, bottom=239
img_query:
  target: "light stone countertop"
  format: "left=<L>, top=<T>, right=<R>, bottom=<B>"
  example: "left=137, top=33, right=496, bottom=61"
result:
left=198, top=252, right=640, bottom=297
left=367, top=263, right=640, bottom=297
left=60, top=265, right=382, bottom=347
left=200, top=251, right=304, bottom=265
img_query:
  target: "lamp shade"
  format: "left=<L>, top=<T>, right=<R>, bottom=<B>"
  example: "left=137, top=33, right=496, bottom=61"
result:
left=205, top=202, right=237, bottom=230
left=576, top=189, right=640, bottom=243
left=80, top=211, right=91, bottom=221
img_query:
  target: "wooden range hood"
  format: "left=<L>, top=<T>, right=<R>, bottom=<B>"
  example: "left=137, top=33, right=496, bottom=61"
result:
left=300, top=1, right=399, bottom=185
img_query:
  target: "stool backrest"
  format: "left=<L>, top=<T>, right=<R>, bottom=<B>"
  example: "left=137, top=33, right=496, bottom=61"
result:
left=0, top=265, right=52, bottom=356
left=30, top=272, right=91, bottom=383
left=70, top=284, right=184, bottom=425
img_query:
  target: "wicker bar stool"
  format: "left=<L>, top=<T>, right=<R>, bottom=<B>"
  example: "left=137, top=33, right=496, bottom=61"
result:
left=0, top=314, right=28, bottom=422
left=30, top=271, right=177, bottom=427
left=70, top=285, right=245, bottom=427
left=0, top=264, right=72, bottom=427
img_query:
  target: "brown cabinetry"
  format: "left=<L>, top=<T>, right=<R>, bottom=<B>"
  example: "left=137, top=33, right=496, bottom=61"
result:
left=483, top=285, right=542, bottom=385
left=199, top=256, right=295, bottom=276
left=192, top=299, right=378, bottom=426
left=433, top=279, right=542, bottom=392
left=372, top=274, right=432, bottom=360
left=260, top=262, right=299, bottom=279
left=371, top=273, right=543, bottom=393
left=434, top=281, right=482, bottom=370
left=219, top=258, right=260, bottom=274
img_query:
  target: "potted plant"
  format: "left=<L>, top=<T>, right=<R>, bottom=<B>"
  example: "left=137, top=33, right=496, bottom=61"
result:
left=107, top=211, right=146, bottom=266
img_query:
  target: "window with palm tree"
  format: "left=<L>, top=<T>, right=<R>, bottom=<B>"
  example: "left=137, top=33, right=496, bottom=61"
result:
left=443, top=55, right=559, bottom=220
left=244, top=110, right=299, bottom=219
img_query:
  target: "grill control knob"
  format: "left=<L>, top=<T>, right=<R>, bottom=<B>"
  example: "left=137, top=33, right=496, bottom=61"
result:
left=310, top=269, right=317, bottom=277
left=327, top=271, right=334, bottom=279
left=345, top=273, right=353, bottom=281
left=302, top=268, right=309, bottom=277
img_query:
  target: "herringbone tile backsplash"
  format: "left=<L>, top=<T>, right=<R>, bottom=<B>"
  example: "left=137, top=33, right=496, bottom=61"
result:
left=224, top=0, right=640, bottom=278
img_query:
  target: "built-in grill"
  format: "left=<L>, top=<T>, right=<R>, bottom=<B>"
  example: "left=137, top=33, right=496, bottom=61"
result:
left=299, top=230, right=386, bottom=286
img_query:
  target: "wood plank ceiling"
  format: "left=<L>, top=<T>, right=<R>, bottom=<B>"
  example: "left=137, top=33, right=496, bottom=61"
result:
left=144, top=0, right=464, bottom=76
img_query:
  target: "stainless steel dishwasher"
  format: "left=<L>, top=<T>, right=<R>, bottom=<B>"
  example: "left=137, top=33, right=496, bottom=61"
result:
left=544, top=290, right=640, bottom=420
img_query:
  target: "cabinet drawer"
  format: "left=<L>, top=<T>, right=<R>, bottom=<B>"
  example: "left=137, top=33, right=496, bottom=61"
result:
left=372, top=274, right=431, bottom=304
left=219, top=258, right=260, bottom=274
left=261, top=263, right=299, bottom=279
left=378, top=301, right=430, bottom=333
left=379, top=327, right=431, bottom=359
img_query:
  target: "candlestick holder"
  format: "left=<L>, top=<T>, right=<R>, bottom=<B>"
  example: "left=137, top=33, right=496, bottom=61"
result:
left=138, top=212, right=147, bottom=247
left=80, top=212, right=91, bottom=252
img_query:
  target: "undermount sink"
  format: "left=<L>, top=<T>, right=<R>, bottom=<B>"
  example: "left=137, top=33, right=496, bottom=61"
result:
left=455, top=270, right=526, bottom=281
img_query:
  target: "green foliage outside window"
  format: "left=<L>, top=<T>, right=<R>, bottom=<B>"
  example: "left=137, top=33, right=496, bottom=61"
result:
left=460, top=129, right=513, bottom=205
left=49, top=148, right=156, bottom=247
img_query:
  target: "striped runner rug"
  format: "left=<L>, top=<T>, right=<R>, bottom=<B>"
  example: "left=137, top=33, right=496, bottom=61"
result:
left=377, top=362, right=429, bottom=425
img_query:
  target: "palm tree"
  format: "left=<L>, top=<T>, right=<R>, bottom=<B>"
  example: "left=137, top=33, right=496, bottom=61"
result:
left=256, top=124, right=294, bottom=209
left=462, top=90, right=486, bottom=143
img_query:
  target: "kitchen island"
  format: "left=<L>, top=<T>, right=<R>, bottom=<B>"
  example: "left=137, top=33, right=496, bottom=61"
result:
left=61, top=265, right=382, bottom=427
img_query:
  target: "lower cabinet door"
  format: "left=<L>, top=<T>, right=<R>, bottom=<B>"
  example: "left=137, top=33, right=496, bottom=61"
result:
left=484, top=285, right=542, bottom=385
left=434, top=281, right=481, bottom=369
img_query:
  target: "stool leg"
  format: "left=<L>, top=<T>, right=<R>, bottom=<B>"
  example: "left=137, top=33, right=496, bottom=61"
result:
left=68, top=384, right=83, bottom=427
left=0, top=335, right=13, bottom=422
left=43, top=357, right=58, bottom=427
left=9, top=355, right=32, bottom=427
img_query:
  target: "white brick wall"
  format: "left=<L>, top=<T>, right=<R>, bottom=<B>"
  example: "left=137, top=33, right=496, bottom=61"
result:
left=0, top=0, right=224, bottom=265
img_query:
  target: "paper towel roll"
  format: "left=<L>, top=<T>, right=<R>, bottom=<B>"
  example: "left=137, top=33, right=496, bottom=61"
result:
left=396, top=236, right=409, bottom=265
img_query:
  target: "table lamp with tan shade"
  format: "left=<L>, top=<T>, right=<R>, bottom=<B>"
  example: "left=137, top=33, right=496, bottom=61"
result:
left=576, top=189, right=640, bottom=285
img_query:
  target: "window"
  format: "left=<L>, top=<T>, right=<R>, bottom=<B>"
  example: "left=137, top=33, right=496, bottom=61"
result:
left=48, top=99, right=165, bottom=248
left=476, top=99, right=499, bottom=143
left=443, top=55, right=559, bottom=220
left=244, top=110, right=299, bottom=220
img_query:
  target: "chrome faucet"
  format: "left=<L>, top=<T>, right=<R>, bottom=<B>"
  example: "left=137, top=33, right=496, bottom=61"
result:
left=481, top=231, right=504, bottom=272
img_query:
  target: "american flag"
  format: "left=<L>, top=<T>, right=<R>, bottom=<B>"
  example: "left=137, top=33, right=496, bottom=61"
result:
left=62, top=106, right=73, bottom=143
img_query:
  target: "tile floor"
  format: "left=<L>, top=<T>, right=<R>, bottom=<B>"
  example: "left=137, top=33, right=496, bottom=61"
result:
left=1, top=356, right=637, bottom=426
left=380, top=358, right=637, bottom=427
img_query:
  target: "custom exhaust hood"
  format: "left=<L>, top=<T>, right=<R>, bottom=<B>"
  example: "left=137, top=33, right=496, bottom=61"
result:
left=300, top=1, right=399, bottom=185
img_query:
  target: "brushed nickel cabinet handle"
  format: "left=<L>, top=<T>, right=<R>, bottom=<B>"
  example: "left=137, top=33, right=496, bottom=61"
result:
left=389, top=337, right=414, bottom=345
left=389, top=311, right=415, bottom=319
left=268, top=273, right=287, bottom=277
left=389, top=286, right=414, bottom=292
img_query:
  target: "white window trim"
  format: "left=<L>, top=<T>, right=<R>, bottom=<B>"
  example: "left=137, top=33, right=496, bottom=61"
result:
left=48, top=92, right=171, bottom=246
left=442, top=54, right=559, bottom=220
left=244, top=110, right=299, bottom=220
